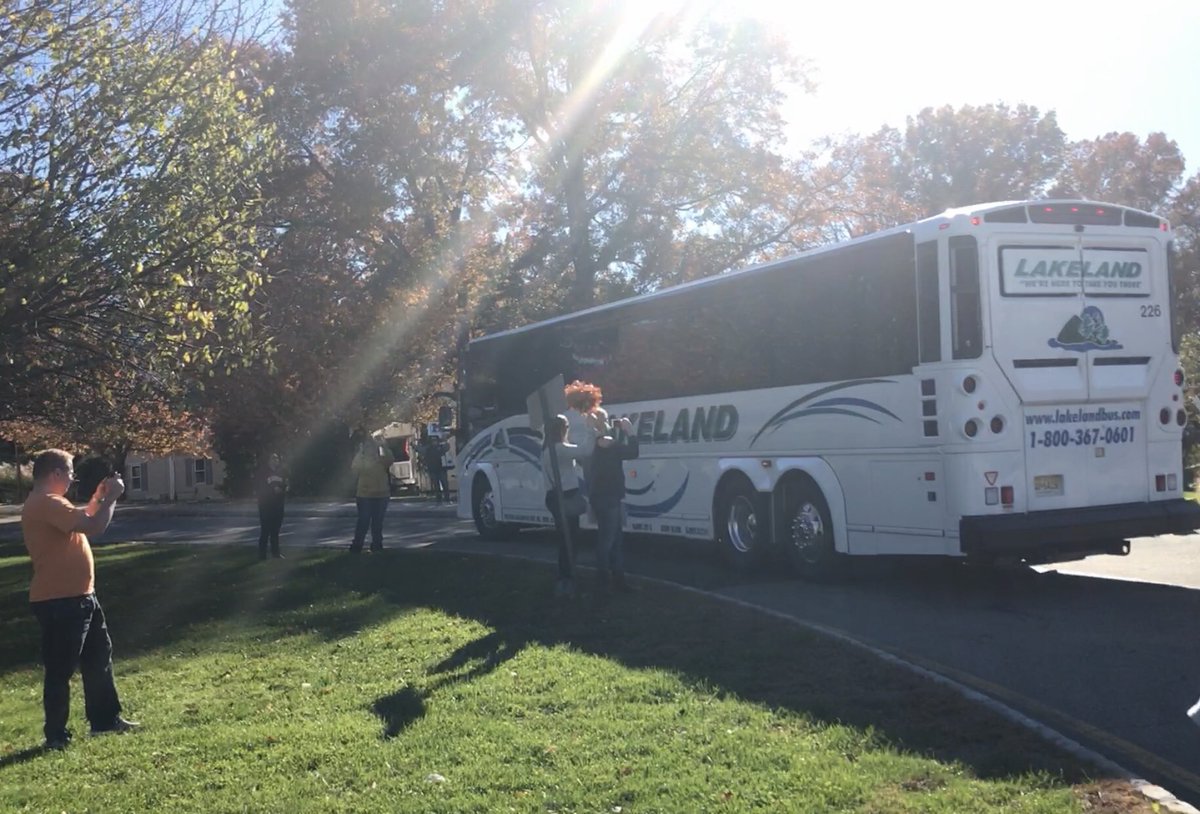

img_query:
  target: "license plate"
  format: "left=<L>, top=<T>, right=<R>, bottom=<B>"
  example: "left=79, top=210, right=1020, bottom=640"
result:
left=1034, top=474, right=1064, bottom=497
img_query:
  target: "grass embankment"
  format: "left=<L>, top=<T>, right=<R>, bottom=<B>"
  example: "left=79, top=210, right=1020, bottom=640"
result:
left=0, top=544, right=1149, bottom=813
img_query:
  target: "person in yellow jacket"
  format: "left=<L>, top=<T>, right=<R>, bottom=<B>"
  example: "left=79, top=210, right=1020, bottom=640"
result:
left=349, top=431, right=394, bottom=553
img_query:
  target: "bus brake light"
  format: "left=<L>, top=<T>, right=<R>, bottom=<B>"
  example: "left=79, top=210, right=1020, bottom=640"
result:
left=1000, top=486, right=1014, bottom=506
left=1156, top=475, right=1167, bottom=492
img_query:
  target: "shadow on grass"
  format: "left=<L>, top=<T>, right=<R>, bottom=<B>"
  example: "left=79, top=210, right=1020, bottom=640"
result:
left=0, top=746, right=49, bottom=769
left=0, top=542, right=1182, bottom=786
left=372, top=686, right=426, bottom=739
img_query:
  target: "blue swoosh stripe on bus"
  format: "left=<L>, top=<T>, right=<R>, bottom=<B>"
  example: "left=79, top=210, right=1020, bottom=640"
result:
left=772, top=407, right=884, bottom=426
left=808, top=397, right=900, bottom=421
left=625, top=481, right=654, bottom=496
left=751, top=379, right=896, bottom=445
left=625, top=474, right=690, bottom=518
left=507, top=436, right=543, bottom=468
left=463, top=438, right=491, bottom=468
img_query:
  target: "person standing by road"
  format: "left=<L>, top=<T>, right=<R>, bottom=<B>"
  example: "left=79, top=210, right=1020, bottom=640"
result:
left=542, top=414, right=585, bottom=598
left=588, top=409, right=639, bottom=593
left=350, top=432, right=394, bottom=553
left=423, top=435, right=450, bottom=504
left=256, top=452, right=287, bottom=560
left=21, top=449, right=138, bottom=750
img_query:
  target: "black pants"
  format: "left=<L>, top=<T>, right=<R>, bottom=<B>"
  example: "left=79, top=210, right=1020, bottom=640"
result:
left=258, top=500, right=285, bottom=556
left=545, top=490, right=582, bottom=579
left=31, top=594, right=122, bottom=741
left=351, top=496, right=389, bottom=551
left=430, top=469, right=449, bottom=502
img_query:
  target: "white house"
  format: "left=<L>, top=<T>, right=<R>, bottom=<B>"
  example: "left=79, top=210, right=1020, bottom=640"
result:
left=123, top=454, right=226, bottom=502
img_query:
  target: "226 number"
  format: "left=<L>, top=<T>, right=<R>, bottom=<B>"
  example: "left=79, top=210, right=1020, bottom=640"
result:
left=1141, top=304, right=1162, bottom=317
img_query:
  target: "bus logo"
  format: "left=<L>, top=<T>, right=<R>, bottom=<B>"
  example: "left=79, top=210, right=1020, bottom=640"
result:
left=1048, top=306, right=1123, bottom=352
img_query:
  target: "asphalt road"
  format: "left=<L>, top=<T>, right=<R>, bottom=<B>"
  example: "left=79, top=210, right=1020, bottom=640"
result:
left=2, top=504, right=1199, bottom=803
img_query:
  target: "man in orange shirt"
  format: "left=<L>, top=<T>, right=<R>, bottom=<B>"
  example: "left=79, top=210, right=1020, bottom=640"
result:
left=22, top=449, right=138, bottom=750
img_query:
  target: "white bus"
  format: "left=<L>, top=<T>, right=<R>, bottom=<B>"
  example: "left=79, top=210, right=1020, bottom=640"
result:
left=456, top=200, right=1200, bottom=575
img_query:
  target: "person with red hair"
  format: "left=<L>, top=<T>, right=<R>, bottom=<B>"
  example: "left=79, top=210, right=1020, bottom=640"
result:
left=563, top=380, right=602, bottom=475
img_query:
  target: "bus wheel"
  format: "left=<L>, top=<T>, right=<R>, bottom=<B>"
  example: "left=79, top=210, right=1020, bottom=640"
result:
left=783, top=481, right=840, bottom=580
left=716, top=480, right=767, bottom=572
left=472, top=475, right=507, bottom=541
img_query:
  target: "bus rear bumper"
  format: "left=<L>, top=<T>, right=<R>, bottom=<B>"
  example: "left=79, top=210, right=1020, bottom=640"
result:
left=959, top=499, right=1200, bottom=562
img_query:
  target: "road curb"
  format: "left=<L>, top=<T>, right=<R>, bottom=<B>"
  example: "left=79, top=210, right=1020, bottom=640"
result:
left=423, top=545, right=1200, bottom=814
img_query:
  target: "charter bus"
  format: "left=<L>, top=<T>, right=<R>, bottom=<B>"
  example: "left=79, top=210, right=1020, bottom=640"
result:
left=456, top=200, right=1200, bottom=576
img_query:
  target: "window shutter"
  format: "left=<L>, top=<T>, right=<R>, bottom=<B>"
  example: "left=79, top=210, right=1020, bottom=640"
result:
left=205, top=459, right=213, bottom=485
left=185, top=460, right=194, bottom=487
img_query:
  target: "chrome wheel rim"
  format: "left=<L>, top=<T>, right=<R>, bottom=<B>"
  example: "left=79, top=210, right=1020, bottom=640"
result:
left=791, top=501, right=826, bottom=563
left=726, top=495, right=758, bottom=554
left=478, top=489, right=497, bottom=529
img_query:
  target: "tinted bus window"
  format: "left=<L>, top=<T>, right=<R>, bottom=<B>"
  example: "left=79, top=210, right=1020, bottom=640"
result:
left=916, top=241, right=941, bottom=363
left=949, top=235, right=982, bottom=359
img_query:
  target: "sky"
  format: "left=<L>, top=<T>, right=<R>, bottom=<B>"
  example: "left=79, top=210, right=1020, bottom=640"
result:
left=743, top=1, right=1200, bottom=175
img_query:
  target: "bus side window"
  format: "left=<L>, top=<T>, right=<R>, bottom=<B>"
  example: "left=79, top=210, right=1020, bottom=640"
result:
left=916, top=241, right=941, bottom=363
left=949, top=235, right=982, bottom=359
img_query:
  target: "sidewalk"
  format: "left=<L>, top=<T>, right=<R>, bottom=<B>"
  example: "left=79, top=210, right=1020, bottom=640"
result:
left=0, top=496, right=459, bottom=520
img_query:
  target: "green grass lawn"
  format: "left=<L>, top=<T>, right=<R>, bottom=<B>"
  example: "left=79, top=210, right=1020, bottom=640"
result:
left=0, top=543, right=1148, bottom=813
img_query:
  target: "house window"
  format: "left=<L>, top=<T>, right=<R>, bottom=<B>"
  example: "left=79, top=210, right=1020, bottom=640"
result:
left=129, top=464, right=144, bottom=492
left=186, top=458, right=213, bottom=487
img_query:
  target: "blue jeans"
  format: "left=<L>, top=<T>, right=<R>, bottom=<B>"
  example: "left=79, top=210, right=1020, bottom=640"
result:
left=594, top=502, right=625, bottom=575
left=352, top=496, right=389, bottom=551
left=31, top=594, right=122, bottom=741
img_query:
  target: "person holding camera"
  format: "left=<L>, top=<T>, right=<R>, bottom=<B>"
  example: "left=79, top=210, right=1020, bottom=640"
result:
left=21, top=449, right=138, bottom=750
left=588, top=409, right=639, bottom=593
left=350, top=431, right=394, bottom=553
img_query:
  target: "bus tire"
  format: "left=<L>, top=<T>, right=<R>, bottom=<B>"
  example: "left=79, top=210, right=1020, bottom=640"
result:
left=472, top=474, right=509, bottom=541
left=782, top=480, right=841, bottom=580
left=715, top=478, right=768, bottom=573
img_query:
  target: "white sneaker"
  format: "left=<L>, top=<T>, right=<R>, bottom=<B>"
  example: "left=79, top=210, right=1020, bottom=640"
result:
left=1187, top=697, right=1200, bottom=726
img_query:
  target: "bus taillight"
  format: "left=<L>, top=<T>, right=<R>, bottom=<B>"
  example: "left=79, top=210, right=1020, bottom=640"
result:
left=1175, top=369, right=1185, bottom=386
left=964, top=419, right=979, bottom=439
left=1000, top=486, right=1014, bottom=506
left=1161, top=408, right=1172, bottom=425
left=962, top=375, right=978, bottom=394
left=1178, top=409, right=1188, bottom=427
left=989, top=416, right=1004, bottom=434
left=1156, top=475, right=1167, bottom=492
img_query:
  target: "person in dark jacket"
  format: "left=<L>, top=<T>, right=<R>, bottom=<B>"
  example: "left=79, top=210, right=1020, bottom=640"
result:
left=256, top=453, right=287, bottom=560
left=587, top=408, right=638, bottom=592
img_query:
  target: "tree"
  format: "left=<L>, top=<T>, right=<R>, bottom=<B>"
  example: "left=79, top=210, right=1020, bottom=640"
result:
left=1050, top=131, right=1186, bottom=212
left=468, top=0, right=819, bottom=306
left=0, top=0, right=280, bottom=423
left=820, top=103, right=1066, bottom=237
